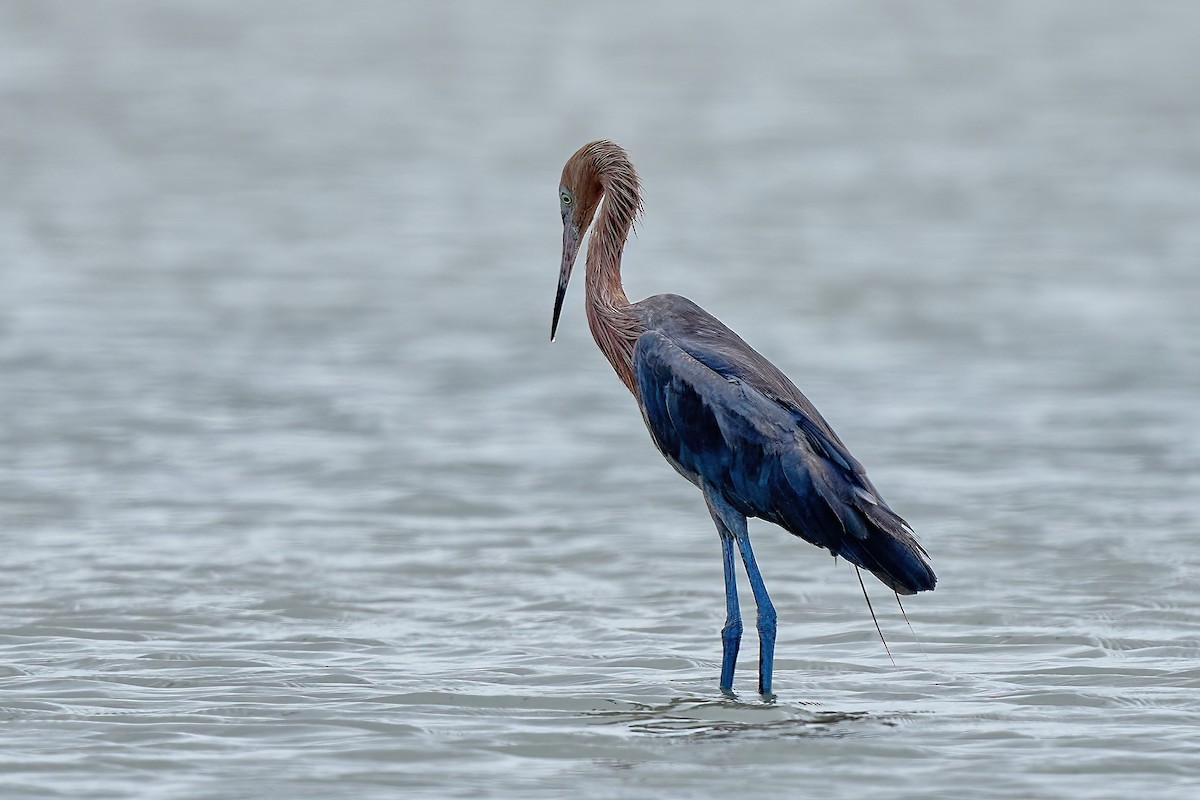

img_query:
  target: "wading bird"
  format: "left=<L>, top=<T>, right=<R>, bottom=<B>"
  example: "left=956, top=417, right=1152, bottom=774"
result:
left=550, top=141, right=935, bottom=696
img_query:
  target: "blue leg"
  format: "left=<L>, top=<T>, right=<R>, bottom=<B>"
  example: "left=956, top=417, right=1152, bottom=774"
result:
left=704, top=490, right=742, bottom=693
left=705, top=484, right=777, bottom=696
left=717, top=529, right=742, bottom=694
left=733, top=526, right=777, bottom=697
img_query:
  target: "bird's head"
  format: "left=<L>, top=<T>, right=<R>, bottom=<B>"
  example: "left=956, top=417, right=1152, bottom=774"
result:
left=551, top=145, right=605, bottom=341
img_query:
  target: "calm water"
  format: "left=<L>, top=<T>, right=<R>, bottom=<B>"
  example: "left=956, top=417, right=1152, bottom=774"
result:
left=2, top=1, right=1199, bottom=798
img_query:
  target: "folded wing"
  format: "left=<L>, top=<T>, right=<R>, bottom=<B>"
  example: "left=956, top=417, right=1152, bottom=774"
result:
left=634, top=327, right=935, bottom=595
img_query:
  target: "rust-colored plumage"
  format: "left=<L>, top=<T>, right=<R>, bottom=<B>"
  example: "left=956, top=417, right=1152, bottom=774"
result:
left=550, top=141, right=935, bottom=697
left=554, top=141, right=645, bottom=394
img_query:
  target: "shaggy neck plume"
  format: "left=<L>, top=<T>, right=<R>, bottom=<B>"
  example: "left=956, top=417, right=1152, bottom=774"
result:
left=578, top=142, right=645, bottom=395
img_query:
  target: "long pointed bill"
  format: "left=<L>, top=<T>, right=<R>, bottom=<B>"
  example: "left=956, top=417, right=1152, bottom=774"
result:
left=551, top=222, right=581, bottom=341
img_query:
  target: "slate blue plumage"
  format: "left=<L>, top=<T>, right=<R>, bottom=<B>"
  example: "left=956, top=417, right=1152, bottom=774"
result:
left=553, top=141, right=935, bottom=696
left=633, top=296, right=934, bottom=695
left=635, top=294, right=935, bottom=591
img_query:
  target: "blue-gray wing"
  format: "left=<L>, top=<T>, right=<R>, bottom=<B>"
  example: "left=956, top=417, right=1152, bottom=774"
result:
left=633, top=328, right=935, bottom=595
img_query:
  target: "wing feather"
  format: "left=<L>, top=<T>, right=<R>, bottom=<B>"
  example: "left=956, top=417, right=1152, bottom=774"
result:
left=634, top=326, right=934, bottom=594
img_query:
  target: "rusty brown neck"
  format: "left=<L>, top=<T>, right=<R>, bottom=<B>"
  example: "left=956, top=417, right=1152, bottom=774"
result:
left=584, top=192, right=644, bottom=396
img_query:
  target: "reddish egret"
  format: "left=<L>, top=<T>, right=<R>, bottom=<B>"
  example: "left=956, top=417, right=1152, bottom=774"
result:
left=551, top=140, right=935, bottom=696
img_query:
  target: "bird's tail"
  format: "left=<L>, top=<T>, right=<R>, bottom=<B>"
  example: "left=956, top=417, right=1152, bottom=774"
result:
left=780, top=460, right=936, bottom=595
left=837, top=498, right=936, bottom=596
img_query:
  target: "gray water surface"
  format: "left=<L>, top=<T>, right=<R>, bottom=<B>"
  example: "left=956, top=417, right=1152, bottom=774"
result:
left=2, top=1, right=1200, bottom=798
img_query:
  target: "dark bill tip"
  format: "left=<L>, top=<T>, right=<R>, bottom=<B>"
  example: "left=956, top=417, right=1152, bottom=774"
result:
left=551, top=282, right=566, bottom=342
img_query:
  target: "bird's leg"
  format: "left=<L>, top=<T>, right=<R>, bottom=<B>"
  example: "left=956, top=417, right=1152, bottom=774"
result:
left=704, top=487, right=776, bottom=696
left=704, top=489, right=743, bottom=694
left=717, top=528, right=742, bottom=694
left=733, top=527, right=777, bottom=697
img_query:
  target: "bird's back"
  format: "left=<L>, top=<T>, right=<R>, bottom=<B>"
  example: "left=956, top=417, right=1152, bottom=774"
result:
left=632, top=293, right=935, bottom=595
left=635, top=294, right=847, bottom=444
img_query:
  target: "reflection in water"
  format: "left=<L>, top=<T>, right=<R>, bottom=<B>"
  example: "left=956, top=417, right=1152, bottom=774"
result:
left=595, top=697, right=874, bottom=739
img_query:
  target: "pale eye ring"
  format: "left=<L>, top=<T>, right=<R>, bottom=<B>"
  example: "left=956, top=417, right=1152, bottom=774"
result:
left=560, top=191, right=573, bottom=205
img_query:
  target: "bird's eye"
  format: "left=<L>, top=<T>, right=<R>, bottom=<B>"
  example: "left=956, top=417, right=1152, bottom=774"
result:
left=560, top=191, right=573, bottom=206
